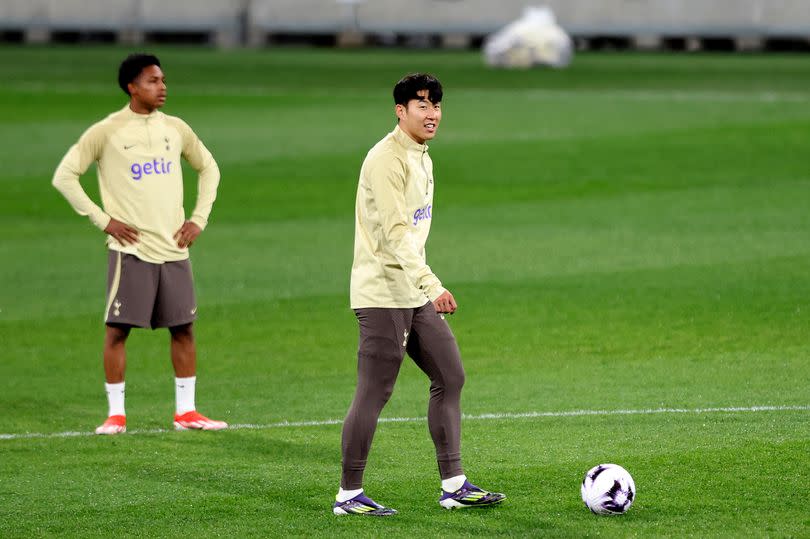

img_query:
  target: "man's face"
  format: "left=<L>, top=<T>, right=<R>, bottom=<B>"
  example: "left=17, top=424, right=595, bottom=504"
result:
left=396, top=89, right=441, bottom=144
left=128, top=64, right=166, bottom=111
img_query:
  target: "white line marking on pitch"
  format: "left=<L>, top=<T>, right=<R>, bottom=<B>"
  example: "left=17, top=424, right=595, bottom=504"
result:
left=0, top=404, right=807, bottom=441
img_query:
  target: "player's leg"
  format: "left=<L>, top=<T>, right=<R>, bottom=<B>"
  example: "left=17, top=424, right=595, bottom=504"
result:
left=169, top=322, right=196, bottom=379
left=334, top=308, right=411, bottom=516
left=155, top=258, right=226, bottom=431
left=103, top=324, right=130, bottom=384
left=96, top=251, right=157, bottom=435
left=408, top=303, right=505, bottom=509
left=407, top=304, right=466, bottom=479
left=96, top=323, right=130, bottom=434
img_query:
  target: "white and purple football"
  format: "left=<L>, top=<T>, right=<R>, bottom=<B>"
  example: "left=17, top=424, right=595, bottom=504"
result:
left=581, top=463, right=636, bottom=515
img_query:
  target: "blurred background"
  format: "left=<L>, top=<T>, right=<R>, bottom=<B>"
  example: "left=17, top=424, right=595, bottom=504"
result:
left=2, top=0, right=809, bottom=53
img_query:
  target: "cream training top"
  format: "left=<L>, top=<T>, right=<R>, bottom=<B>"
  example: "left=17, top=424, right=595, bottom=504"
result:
left=350, top=125, right=445, bottom=309
left=53, top=105, right=220, bottom=263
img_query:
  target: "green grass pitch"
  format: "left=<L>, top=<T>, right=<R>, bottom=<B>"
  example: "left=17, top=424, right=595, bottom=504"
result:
left=1, top=46, right=809, bottom=537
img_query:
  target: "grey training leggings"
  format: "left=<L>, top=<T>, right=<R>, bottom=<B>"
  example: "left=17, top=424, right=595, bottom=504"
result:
left=341, top=302, right=466, bottom=489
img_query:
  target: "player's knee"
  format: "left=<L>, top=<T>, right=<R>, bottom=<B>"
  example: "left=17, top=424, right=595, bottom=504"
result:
left=358, top=376, right=397, bottom=407
left=351, top=385, right=394, bottom=415
left=454, top=368, right=466, bottom=391
left=379, top=383, right=396, bottom=404
left=443, top=364, right=466, bottom=394
left=169, top=322, right=194, bottom=340
left=105, top=324, right=130, bottom=346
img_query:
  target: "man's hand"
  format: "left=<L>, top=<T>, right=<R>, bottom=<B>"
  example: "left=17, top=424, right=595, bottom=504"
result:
left=174, top=221, right=202, bottom=248
left=433, top=290, right=457, bottom=314
left=104, top=218, right=139, bottom=245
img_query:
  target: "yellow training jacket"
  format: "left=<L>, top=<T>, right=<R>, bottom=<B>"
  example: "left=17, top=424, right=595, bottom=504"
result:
left=52, top=105, right=220, bottom=263
left=350, top=125, right=445, bottom=309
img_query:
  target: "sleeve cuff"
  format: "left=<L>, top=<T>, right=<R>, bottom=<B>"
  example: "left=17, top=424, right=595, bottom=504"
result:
left=90, top=212, right=111, bottom=231
left=189, top=215, right=208, bottom=230
left=426, top=286, right=447, bottom=302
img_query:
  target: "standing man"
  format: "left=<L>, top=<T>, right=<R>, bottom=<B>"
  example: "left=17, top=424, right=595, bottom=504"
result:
left=334, top=73, right=505, bottom=516
left=52, top=53, right=227, bottom=435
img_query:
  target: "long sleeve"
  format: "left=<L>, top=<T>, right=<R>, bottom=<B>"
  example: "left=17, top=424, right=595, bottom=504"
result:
left=366, top=156, right=445, bottom=302
left=176, top=119, right=220, bottom=230
left=52, top=125, right=111, bottom=231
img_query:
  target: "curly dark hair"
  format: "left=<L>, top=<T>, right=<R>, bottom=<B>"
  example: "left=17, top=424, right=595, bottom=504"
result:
left=118, top=53, right=161, bottom=96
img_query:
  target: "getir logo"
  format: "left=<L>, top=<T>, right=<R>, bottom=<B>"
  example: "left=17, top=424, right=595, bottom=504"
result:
left=131, top=158, right=172, bottom=180
left=413, top=204, right=432, bottom=226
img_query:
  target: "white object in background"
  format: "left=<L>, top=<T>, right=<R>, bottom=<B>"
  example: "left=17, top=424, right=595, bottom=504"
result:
left=483, top=6, right=573, bottom=69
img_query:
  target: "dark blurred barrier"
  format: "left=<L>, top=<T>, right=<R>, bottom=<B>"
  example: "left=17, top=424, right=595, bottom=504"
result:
left=2, top=0, right=809, bottom=51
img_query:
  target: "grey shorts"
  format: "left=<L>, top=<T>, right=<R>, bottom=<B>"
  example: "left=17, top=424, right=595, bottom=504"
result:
left=105, top=250, right=197, bottom=329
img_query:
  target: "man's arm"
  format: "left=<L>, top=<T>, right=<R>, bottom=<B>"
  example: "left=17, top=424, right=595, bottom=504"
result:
left=176, top=118, right=221, bottom=232
left=52, top=124, right=112, bottom=231
left=53, top=124, right=140, bottom=245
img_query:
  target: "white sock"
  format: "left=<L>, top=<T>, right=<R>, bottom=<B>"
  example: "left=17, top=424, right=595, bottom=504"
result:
left=105, top=382, right=125, bottom=417
left=442, top=474, right=467, bottom=493
left=336, top=487, right=363, bottom=502
left=175, top=376, right=196, bottom=415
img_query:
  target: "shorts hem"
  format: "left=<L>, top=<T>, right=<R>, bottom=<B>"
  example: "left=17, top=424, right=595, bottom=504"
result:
left=105, top=319, right=149, bottom=329
left=151, top=315, right=197, bottom=329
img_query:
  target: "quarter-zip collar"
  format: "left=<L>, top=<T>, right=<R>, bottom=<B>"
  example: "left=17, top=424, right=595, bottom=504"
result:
left=121, top=105, right=161, bottom=149
left=122, top=104, right=160, bottom=120
left=393, top=124, right=429, bottom=154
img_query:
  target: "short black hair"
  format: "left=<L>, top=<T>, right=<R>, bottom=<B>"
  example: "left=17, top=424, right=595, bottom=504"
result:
left=393, top=73, right=442, bottom=105
left=118, top=53, right=161, bottom=96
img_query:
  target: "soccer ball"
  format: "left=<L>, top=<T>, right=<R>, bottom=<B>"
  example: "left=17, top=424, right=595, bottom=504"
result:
left=581, top=464, right=636, bottom=515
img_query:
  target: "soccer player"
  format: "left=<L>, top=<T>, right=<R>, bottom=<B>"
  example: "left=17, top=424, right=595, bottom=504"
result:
left=333, top=73, right=506, bottom=516
left=52, top=53, right=227, bottom=435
